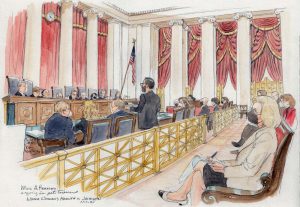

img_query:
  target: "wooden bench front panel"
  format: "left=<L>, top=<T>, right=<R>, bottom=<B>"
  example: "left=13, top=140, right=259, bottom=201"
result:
left=15, top=102, right=37, bottom=126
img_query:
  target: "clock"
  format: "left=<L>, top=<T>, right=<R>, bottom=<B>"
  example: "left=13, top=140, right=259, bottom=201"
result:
left=46, top=11, right=55, bottom=22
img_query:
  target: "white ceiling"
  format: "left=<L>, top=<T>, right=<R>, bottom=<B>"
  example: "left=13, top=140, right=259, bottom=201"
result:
left=91, top=0, right=286, bottom=14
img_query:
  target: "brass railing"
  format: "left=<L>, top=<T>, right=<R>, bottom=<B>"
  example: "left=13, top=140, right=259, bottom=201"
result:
left=21, top=116, right=206, bottom=198
left=212, top=106, right=239, bottom=136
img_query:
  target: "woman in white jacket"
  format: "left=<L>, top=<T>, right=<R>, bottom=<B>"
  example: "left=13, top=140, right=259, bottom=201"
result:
left=158, top=96, right=281, bottom=206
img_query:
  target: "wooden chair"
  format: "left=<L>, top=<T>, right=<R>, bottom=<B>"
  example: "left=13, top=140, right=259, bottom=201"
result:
left=113, top=115, right=136, bottom=137
left=201, top=132, right=294, bottom=204
left=239, top=105, right=248, bottom=119
left=86, top=119, right=112, bottom=144
left=37, top=139, right=67, bottom=155
left=51, top=87, right=63, bottom=98
left=6, top=76, right=19, bottom=95
left=173, top=108, right=185, bottom=122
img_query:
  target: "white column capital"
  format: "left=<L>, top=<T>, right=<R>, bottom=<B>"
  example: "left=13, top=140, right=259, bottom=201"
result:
left=233, top=12, right=253, bottom=21
left=169, top=19, right=183, bottom=26
left=83, top=8, right=104, bottom=19
left=198, top=16, right=216, bottom=24
left=151, top=24, right=160, bottom=31
left=274, top=8, right=284, bottom=18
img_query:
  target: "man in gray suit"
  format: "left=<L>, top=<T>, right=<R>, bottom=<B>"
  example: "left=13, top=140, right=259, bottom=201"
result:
left=133, top=77, right=161, bottom=130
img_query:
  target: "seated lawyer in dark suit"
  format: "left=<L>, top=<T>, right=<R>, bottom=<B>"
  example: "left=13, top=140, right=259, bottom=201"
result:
left=44, top=101, right=76, bottom=145
left=107, top=99, right=129, bottom=138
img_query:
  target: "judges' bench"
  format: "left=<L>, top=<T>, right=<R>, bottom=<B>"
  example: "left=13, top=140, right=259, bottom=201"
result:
left=2, top=96, right=138, bottom=126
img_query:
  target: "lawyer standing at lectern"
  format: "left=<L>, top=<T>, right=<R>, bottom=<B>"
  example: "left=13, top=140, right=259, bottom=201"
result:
left=132, top=77, right=161, bottom=130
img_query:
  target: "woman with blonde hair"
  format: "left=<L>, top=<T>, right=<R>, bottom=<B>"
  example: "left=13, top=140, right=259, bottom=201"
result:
left=158, top=96, right=281, bottom=206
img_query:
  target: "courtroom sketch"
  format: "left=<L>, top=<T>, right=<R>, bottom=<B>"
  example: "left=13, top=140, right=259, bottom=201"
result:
left=0, top=0, right=299, bottom=207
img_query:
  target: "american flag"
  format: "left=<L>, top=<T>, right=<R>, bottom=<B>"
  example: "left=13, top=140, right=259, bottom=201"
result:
left=129, top=45, right=136, bottom=84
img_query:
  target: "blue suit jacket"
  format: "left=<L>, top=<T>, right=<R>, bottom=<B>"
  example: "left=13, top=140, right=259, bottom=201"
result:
left=107, top=110, right=129, bottom=138
left=44, top=113, right=75, bottom=144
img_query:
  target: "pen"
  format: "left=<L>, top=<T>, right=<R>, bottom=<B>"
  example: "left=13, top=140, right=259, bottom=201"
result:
left=211, top=151, right=218, bottom=158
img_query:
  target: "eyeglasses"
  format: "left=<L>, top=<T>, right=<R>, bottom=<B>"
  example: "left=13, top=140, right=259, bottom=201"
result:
left=140, top=82, right=145, bottom=86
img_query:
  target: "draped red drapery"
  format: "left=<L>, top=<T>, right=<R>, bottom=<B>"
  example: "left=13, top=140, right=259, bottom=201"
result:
left=72, top=7, right=87, bottom=87
left=216, top=21, right=237, bottom=90
left=97, top=18, right=108, bottom=90
left=158, top=27, right=172, bottom=88
left=188, top=24, right=201, bottom=90
left=5, top=10, right=27, bottom=80
left=251, top=17, right=282, bottom=82
left=40, top=3, right=61, bottom=89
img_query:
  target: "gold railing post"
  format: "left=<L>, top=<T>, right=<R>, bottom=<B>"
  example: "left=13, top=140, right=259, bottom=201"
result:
left=212, top=112, right=217, bottom=137
left=56, top=151, right=68, bottom=190
left=176, top=122, right=180, bottom=158
left=201, top=116, right=207, bottom=144
left=154, top=128, right=160, bottom=173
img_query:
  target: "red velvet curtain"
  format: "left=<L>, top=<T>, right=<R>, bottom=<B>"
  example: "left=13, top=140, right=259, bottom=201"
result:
left=72, top=7, right=87, bottom=87
left=98, top=18, right=108, bottom=90
left=251, top=17, right=282, bottom=82
left=40, top=3, right=61, bottom=89
left=188, top=24, right=201, bottom=90
left=158, top=27, right=172, bottom=88
left=216, top=21, right=237, bottom=90
left=5, top=10, right=27, bottom=80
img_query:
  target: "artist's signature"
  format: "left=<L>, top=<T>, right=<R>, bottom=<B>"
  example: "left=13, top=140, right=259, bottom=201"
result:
left=20, top=185, right=101, bottom=204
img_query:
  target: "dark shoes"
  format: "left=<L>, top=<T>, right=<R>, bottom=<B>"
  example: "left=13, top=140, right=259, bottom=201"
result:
left=231, top=141, right=241, bottom=148
left=158, top=190, right=188, bottom=206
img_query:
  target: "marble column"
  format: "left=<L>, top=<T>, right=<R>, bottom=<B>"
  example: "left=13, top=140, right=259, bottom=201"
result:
left=200, top=17, right=216, bottom=99
left=120, top=23, right=129, bottom=97
left=107, top=19, right=122, bottom=93
left=85, top=9, right=100, bottom=90
left=135, top=24, right=143, bottom=96
left=23, top=2, right=43, bottom=86
left=150, top=24, right=159, bottom=91
left=58, top=1, right=73, bottom=88
left=169, top=19, right=184, bottom=104
left=235, top=13, right=252, bottom=106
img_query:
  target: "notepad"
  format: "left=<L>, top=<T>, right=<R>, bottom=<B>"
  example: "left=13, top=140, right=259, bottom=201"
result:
left=26, top=130, right=45, bottom=139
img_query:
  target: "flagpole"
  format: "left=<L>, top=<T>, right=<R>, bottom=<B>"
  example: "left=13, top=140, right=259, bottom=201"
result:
left=120, top=39, right=136, bottom=96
